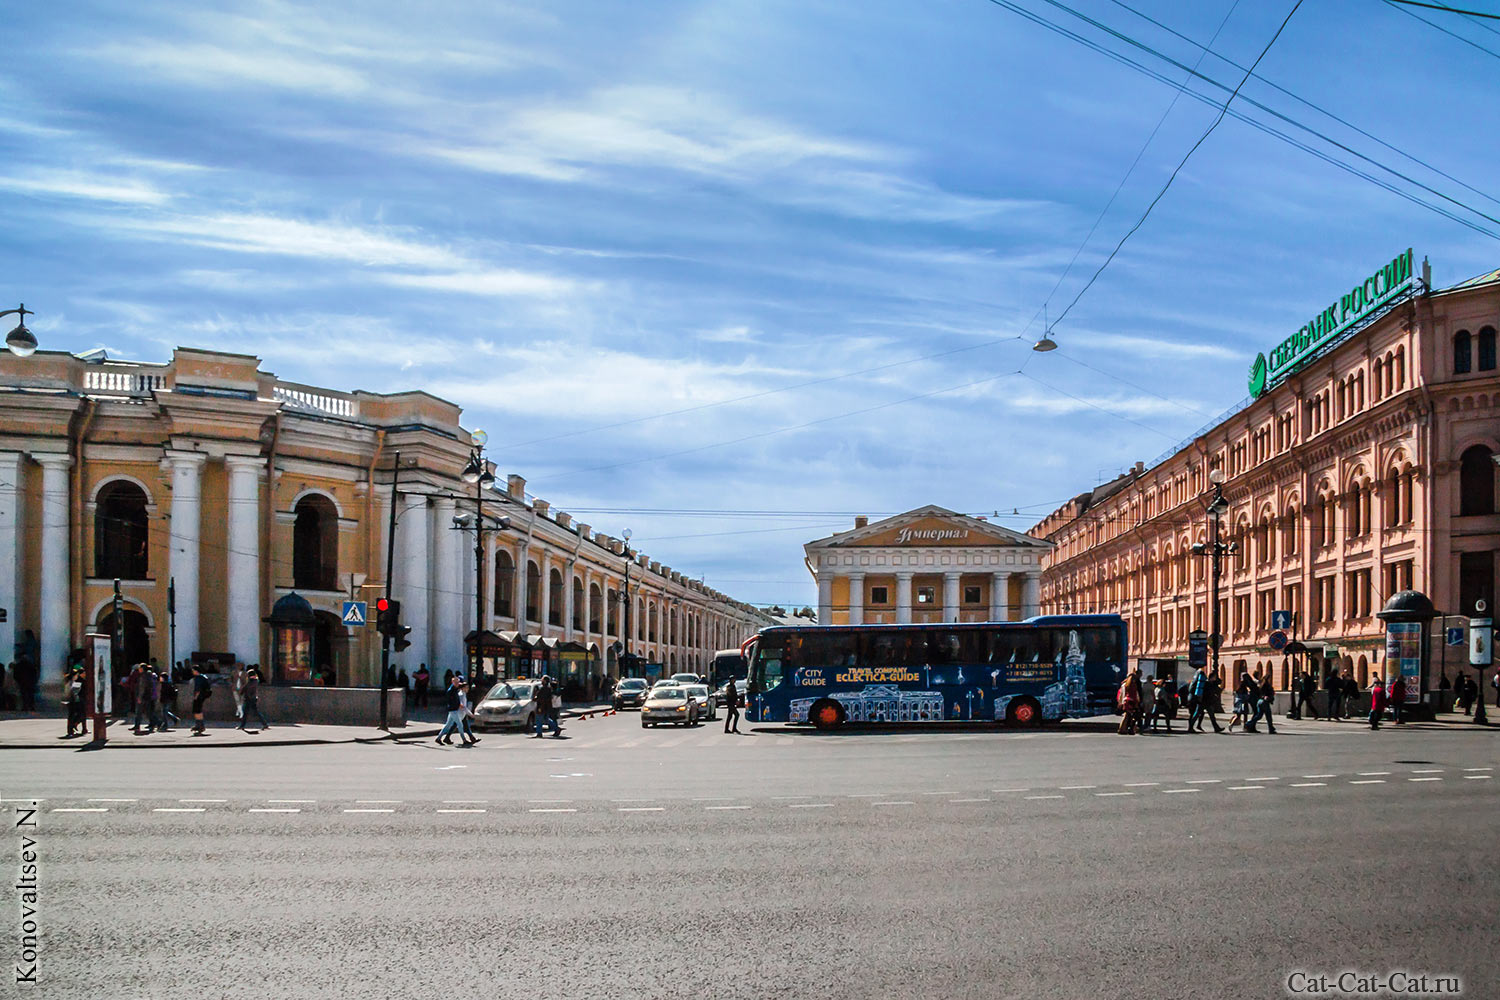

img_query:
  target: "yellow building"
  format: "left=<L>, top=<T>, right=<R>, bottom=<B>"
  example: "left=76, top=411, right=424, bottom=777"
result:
left=0, top=347, right=771, bottom=697
left=804, top=506, right=1051, bottom=624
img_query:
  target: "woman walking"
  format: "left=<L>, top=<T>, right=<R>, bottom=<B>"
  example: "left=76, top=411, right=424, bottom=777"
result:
left=1368, top=675, right=1387, bottom=730
left=1225, top=672, right=1253, bottom=732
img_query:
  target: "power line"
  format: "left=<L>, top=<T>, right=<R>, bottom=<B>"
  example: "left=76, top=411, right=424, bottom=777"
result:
left=1384, top=0, right=1500, bottom=20
left=1382, top=0, right=1500, bottom=58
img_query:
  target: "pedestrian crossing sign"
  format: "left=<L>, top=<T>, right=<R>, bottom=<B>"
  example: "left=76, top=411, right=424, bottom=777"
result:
left=342, top=601, right=368, bottom=626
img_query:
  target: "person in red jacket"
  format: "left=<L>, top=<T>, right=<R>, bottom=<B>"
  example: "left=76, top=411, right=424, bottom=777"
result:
left=1368, top=676, right=1387, bottom=730
left=1389, top=675, right=1407, bottom=725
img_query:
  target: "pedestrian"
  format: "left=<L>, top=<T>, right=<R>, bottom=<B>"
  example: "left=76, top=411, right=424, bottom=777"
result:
left=1323, top=667, right=1341, bottom=720
left=413, top=664, right=430, bottom=708
left=1226, top=672, right=1252, bottom=732
left=131, top=663, right=154, bottom=734
left=442, top=668, right=453, bottom=692
left=1187, top=666, right=1225, bottom=734
left=232, top=664, right=247, bottom=721
left=1116, top=669, right=1141, bottom=735
left=159, top=667, right=179, bottom=732
left=1390, top=674, right=1407, bottom=725
left=238, top=667, right=269, bottom=731
left=724, top=677, right=742, bottom=734
left=458, top=675, right=479, bottom=745
left=533, top=675, right=562, bottom=738
left=398, top=669, right=409, bottom=701
left=1149, top=678, right=1175, bottom=732
left=64, top=667, right=85, bottom=737
left=1368, top=675, right=1387, bottom=730
left=1456, top=673, right=1474, bottom=715
left=435, top=674, right=467, bottom=745
left=1248, top=672, right=1278, bottom=734
left=1296, top=670, right=1320, bottom=720
left=1492, top=669, right=1499, bottom=709
left=189, top=665, right=213, bottom=736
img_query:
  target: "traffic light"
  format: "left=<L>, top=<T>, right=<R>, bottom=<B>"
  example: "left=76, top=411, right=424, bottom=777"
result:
left=376, top=598, right=411, bottom=652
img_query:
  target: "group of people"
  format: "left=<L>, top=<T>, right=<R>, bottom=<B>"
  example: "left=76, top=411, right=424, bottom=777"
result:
left=0, top=656, right=41, bottom=711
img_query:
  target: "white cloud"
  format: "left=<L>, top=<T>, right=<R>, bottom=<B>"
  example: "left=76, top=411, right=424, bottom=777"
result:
left=381, top=269, right=579, bottom=298
left=0, top=171, right=169, bottom=205
left=1064, top=329, right=1242, bottom=361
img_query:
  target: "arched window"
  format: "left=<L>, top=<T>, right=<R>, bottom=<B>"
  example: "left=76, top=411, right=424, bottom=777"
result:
left=94, top=480, right=149, bottom=580
left=526, top=561, right=540, bottom=622
left=1257, top=510, right=1274, bottom=564
left=648, top=602, right=658, bottom=643
left=1283, top=502, right=1300, bottom=557
left=1480, top=327, right=1497, bottom=372
left=1386, top=468, right=1403, bottom=527
left=1454, top=330, right=1472, bottom=374
left=1459, top=445, right=1496, bottom=516
left=571, top=577, right=584, bottom=630
left=588, top=583, right=602, bottom=633
left=493, top=550, right=514, bottom=617
left=292, top=494, right=339, bottom=591
left=548, top=569, right=563, bottom=626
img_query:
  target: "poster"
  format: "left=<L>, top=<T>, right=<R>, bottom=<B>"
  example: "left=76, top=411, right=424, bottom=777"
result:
left=1384, top=622, right=1422, bottom=703
left=90, top=634, right=112, bottom=715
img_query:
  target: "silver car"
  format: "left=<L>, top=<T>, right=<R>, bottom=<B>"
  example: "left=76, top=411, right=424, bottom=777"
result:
left=473, top=680, right=537, bottom=731
left=683, top=684, right=716, bottom=722
left=642, top=686, right=698, bottom=727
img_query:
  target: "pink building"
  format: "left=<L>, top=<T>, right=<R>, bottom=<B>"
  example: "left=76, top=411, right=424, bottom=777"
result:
left=1032, top=258, right=1499, bottom=691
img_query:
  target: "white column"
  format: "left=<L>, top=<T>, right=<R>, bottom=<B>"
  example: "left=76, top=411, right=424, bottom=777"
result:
left=564, top=559, right=576, bottom=641
left=538, top=553, right=552, bottom=635
left=36, top=455, right=72, bottom=689
left=225, top=456, right=262, bottom=666
left=991, top=571, right=1012, bottom=622
left=943, top=571, right=961, bottom=623
left=847, top=572, right=864, bottom=625
left=482, top=535, right=497, bottom=631
left=817, top=572, right=833, bottom=623
left=432, top=496, right=461, bottom=673
left=516, top=541, right=530, bottom=629
left=895, top=571, right=914, bottom=625
left=397, top=491, right=430, bottom=672
left=1022, top=572, right=1042, bottom=618
left=163, top=451, right=206, bottom=662
left=0, top=453, right=20, bottom=671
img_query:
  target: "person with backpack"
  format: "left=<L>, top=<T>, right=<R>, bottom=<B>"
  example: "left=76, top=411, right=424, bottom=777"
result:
left=238, top=667, right=269, bottom=732
left=1187, top=666, right=1225, bottom=733
left=1247, top=672, right=1277, bottom=734
left=189, top=665, right=213, bottom=736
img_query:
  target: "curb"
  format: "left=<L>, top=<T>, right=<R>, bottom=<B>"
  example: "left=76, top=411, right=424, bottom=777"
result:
left=0, top=726, right=443, bottom=750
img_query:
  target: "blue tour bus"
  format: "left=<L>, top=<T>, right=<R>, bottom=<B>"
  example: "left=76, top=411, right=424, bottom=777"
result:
left=743, top=615, right=1127, bottom=729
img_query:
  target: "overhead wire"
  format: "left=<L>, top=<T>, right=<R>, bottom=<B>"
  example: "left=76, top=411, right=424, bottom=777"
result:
left=1381, top=0, right=1500, bottom=58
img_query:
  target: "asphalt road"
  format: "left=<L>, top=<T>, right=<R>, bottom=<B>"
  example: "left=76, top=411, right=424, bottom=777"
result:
left=5, top=714, right=1498, bottom=999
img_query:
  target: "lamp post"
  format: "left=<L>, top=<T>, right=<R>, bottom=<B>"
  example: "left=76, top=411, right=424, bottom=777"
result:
left=617, top=529, right=634, bottom=676
left=1473, top=599, right=1491, bottom=727
left=2, top=305, right=37, bottom=357
left=459, top=432, right=508, bottom=689
left=1191, top=469, right=1236, bottom=683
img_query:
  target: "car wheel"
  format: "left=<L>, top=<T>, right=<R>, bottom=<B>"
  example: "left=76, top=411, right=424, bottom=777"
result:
left=526, top=712, right=535, bottom=729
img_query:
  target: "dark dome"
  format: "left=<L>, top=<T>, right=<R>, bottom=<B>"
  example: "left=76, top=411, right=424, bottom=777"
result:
left=1376, top=589, right=1437, bottom=622
left=264, top=591, right=316, bottom=626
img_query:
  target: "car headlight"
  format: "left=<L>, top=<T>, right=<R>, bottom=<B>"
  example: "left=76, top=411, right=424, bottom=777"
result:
left=676, top=705, right=686, bottom=712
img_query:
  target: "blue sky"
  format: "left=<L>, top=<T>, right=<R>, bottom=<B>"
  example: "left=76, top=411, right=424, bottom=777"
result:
left=4, top=0, right=1498, bottom=609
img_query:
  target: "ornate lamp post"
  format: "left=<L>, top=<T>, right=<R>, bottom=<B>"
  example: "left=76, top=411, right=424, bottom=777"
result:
left=1191, top=469, right=1236, bottom=682
left=2, top=305, right=38, bottom=356
left=458, top=432, right=508, bottom=687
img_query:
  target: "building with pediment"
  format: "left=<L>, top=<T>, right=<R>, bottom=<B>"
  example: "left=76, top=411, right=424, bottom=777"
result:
left=804, top=506, right=1051, bottom=625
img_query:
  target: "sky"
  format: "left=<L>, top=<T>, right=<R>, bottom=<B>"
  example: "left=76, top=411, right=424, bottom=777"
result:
left=4, top=0, right=1499, bottom=611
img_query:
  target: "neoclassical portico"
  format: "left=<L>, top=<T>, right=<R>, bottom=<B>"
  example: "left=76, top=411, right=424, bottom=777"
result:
left=805, top=506, right=1050, bottom=625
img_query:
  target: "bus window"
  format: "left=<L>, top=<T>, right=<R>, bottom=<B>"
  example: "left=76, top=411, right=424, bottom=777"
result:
left=925, top=631, right=963, bottom=666
left=753, top=636, right=785, bottom=691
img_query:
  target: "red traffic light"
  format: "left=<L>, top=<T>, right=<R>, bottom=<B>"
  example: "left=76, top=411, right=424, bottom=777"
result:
left=376, top=597, right=391, bottom=612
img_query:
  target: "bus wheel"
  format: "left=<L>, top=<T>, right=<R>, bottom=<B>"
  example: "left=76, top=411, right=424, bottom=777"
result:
left=809, top=700, right=844, bottom=731
left=1006, top=698, right=1042, bottom=728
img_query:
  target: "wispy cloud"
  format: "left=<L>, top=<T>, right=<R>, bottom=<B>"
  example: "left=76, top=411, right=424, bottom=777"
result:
left=0, top=170, right=169, bottom=205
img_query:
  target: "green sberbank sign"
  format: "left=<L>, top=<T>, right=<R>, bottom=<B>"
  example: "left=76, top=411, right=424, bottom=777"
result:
left=1249, top=248, right=1417, bottom=398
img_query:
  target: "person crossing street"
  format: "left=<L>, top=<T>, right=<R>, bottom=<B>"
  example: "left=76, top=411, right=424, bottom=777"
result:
left=533, top=675, right=562, bottom=738
left=723, top=679, right=741, bottom=734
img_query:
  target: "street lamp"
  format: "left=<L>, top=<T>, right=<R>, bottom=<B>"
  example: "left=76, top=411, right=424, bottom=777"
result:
left=1191, top=468, right=1236, bottom=683
left=457, top=431, right=507, bottom=688
left=615, top=528, right=634, bottom=677
left=2, top=305, right=38, bottom=357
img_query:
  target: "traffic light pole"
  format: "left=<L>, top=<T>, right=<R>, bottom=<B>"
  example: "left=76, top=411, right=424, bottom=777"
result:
left=378, top=453, right=400, bottom=731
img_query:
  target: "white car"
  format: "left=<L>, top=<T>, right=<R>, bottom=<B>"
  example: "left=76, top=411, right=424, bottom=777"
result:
left=473, top=680, right=537, bottom=731
left=682, top=684, right=716, bottom=722
left=650, top=678, right=682, bottom=691
left=642, top=686, right=698, bottom=727
left=671, top=673, right=703, bottom=686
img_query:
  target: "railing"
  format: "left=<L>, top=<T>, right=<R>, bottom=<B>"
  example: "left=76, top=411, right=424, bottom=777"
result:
left=82, top=366, right=168, bottom=396
left=273, top=383, right=358, bottom=418
left=1145, top=395, right=1253, bottom=472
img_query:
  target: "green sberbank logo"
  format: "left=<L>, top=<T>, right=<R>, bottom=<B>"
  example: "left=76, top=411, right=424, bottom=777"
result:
left=1249, top=248, right=1416, bottom=398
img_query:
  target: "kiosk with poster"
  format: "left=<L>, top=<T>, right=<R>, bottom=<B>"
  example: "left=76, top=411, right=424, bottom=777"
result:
left=86, top=632, right=112, bottom=742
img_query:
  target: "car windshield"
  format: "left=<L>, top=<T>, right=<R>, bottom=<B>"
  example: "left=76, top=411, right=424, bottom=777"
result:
left=685, top=686, right=709, bottom=698
left=651, top=688, right=686, bottom=701
left=618, top=680, right=647, bottom=690
left=483, top=683, right=525, bottom=701
left=672, top=674, right=698, bottom=683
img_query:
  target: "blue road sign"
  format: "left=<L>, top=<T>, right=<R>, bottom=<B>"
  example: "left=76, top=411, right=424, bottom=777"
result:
left=1269, top=630, right=1288, bottom=651
left=342, top=601, right=368, bottom=626
left=1447, top=627, right=1465, bottom=646
left=1270, top=610, right=1292, bottom=631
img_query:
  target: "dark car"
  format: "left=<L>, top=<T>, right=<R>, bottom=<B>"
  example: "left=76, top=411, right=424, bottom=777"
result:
left=715, top=678, right=748, bottom=707
left=613, top=677, right=650, bottom=710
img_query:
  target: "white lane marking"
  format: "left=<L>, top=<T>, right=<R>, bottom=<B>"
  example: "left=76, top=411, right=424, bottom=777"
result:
left=435, top=765, right=467, bottom=771
left=991, top=787, right=1031, bottom=793
left=1408, top=777, right=1443, bottom=783
left=52, top=808, right=108, bottom=813
left=356, top=799, right=402, bottom=804
left=871, top=800, right=915, bottom=806
left=268, top=799, right=316, bottom=803
left=1303, top=774, right=1336, bottom=779
left=442, top=800, right=487, bottom=804
left=343, top=808, right=395, bottom=813
left=949, top=798, right=991, bottom=803
left=153, top=807, right=205, bottom=813
left=692, top=796, right=733, bottom=801
left=248, top=808, right=301, bottom=813
left=1243, top=777, right=1280, bottom=782
left=530, top=799, right=573, bottom=804
left=1464, top=775, right=1493, bottom=780
left=1357, top=772, right=1390, bottom=776
left=788, top=803, right=834, bottom=809
left=771, top=795, right=810, bottom=800
left=1123, top=782, right=1160, bottom=787
left=1291, top=782, right=1327, bottom=787
left=529, top=808, right=577, bottom=814
left=1094, top=791, right=1134, bottom=797
left=179, top=799, right=226, bottom=803
left=618, top=807, right=665, bottom=813
left=1162, top=789, right=1200, bottom=794
left=705, top=805, right=751, bottom=811
left=1410, top=769, right=1444, bottom=774
left=436, top=808, right=488, bottom=813
left=1024, top=795, right=1064, bottom=801
left=919, top=791, right=959, bottom=796
left=1185, top=779, right=1222, bottom=784
left=848, top=793, right=892, bottom=798
left=1349, top=780, right=1385, bottom=785
left=1228, top=786, right=1265, bottom=792
left=1059, top=785, right=1097, bottom=790
left=1463, top=766, right=1493, bottom=771
left=88, top=798, right=135, bottom=803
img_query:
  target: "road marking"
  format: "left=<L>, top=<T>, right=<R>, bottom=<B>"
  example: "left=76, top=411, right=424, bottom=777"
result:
left=847, top=793, right=892, bottom=798
left=1463, top=766, right=1493, bottom=771
left=52, top=808, right=107, bottom=813
left=618, top=807, right=664, bottom=813
left=1094, top=791, right=1134, bottom=797
left=788, top=803, right=834, bottom=809
left=1357, top=771, right=1390, bottom=776
left=356, top=799, right=402, bottom=804
left=529, top=808, right=577, bottom=814
left=530, top=799, right=573, bottom=804
left=1123, top=782, right=1160, bottom=787
left=990, top=787, right=1030, bottom=793
left=1464, top=775, right=1492, bottom=780
left=692, top=796, right=733, bottom=801
left=1228, top=786, right=1265, bottom=792
left=771, top=795, right=810, bottom=800
left=87, top=798, right=135, bottom=803
left=153, top=807, right=205, bottom=813
left=434, top=765, right=467, bottom=771
left=1024, top=795, right=1064, bottom=801
left=871, top=800, right=915, bottom=806
left=705, top=805, right=751, bottom=811
left=948, top=798, right=991, bottom=803
left=343, top=808, right=395, bottom=813
left=1408, top=777, right=1443, bottom=783
left=919, top=791, right=959, bottom=796
left=179, top=799, right=225, bottom=803
left=1349, top=780, right=1385, bottom=785
left=610, top=798, right=655, bottom=803
left=437, top=808, right=488, bottom=813
left=1059, top=785, right=1096, bottom=790
left=1161, top=789, right=1200, bottom=795
left=1303, top=774, right=1336, bottom=779
left=1185, top=779, right=1221, bottom=784
left=1291, top=782, right=1326, bottom=788
left=248, top=807, right=300, bottom=813
left=268, top=799, right=316, bottom=804
left=443, top=800, right=487, bottom=804
left=1410, top=769, right=1444, bottom=774
left=1243, top=777, right=1280, bottom=782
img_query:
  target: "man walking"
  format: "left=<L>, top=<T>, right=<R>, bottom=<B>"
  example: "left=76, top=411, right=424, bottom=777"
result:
left=533, top=676, right=562, bottom=738
left=1188, top=666, right=1225, bottom=733
left=1323, top=667, right=1342, bottom=720
left=1294, top=669, right=1319, bottom=720
left=1248, top=672, right=1278, bottom=734
left=435, top=674, right=467, bottom=745
left=159, top=667, right=179, bottom=732
left=132, top=663, right=156, bottom=734
left=64, top=666, right=85, bottom=737
left=189, top=665, right=213, bottom=736
left=238, top=667, right=269, bottom=732
left=457, top=675, right=479, bottom=745
left=723, top=679, right=741, bottom=734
